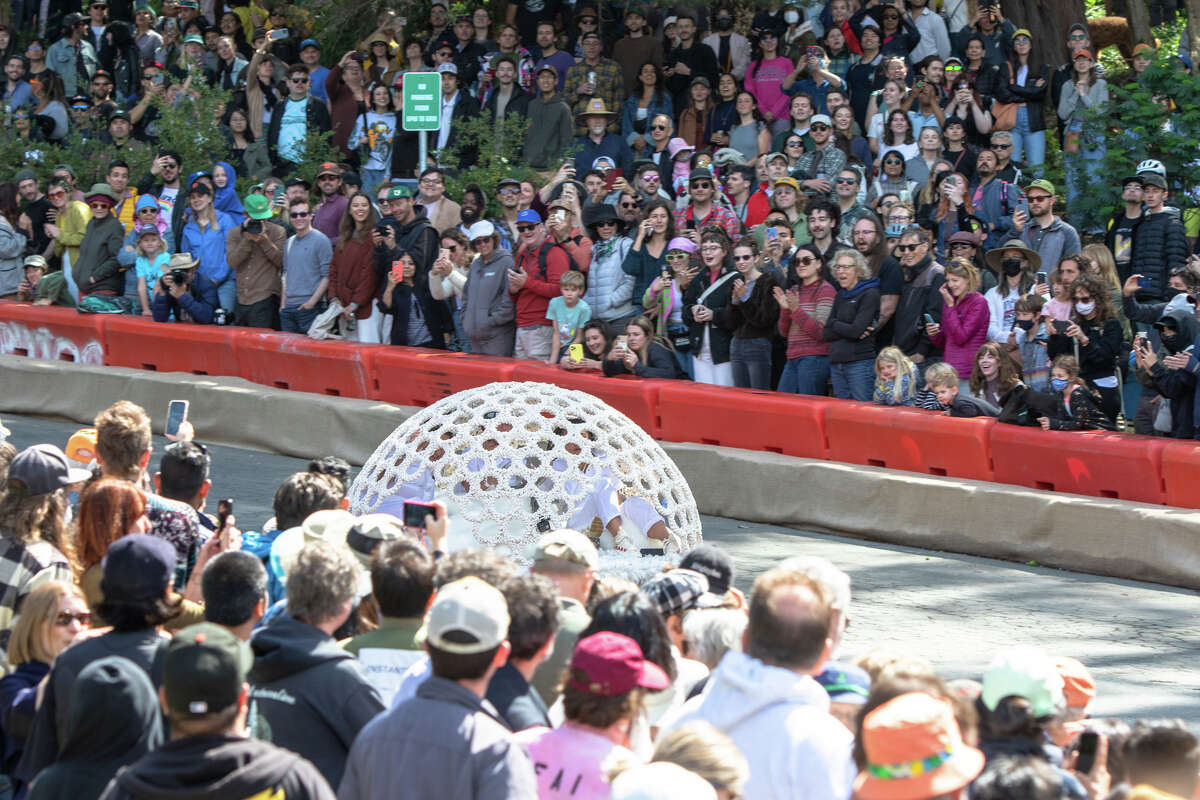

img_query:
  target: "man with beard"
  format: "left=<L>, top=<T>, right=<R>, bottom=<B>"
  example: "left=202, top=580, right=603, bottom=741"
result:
left=458, top=184, right=487, bottom=232
left=850, top=215, right=901, bottom=345
left=723, top=164, right=767, bottom=228
left=311, top=163, right=348, bottom=241
left=663, top=13, right=718, bottom=109
left=969, top=148, right=1026, bottom=249
left=806, top=200, right=847, bottom=267
left=1012, top=179, right=1080, bottom=272
left=611, top=2, right=662, bottom=95
left=573, top=100, right=628, bottom=176
left=492, top=178, right=521, bottom=251
left=793, top=115, right=846, bottom=202
left=892, top=225, right=945, bottom=371
left=676, top=169, right=741, bottom=243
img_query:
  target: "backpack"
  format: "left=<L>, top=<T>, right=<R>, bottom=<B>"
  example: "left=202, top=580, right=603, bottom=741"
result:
left=535, top=238, right=585, bottom=281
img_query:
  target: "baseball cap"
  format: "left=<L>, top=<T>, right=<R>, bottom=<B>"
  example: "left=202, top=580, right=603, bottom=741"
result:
left=386, top=184, right=413, bottom=199
left=135, top=223, right=160, bottom=237
left=64, top=428, right=98, bottom=464
left=466, top=220, right=496, bottom=242
left=774, top=176, right=801, bottom=192
left=5, top=444, right=91, bottom=497
left=101, top=534, right=177, bottom=603
left=300, top=38, right=320, bottom=50
left=567, top=631, right=670, bottom=696
left=537, top=64, right=558, bottom=80
left=273, top=509, right=358, bottom=580
left=183, top=33, right=204, bottom=45
left=533, top=529, right=597, bottom=568
left=1011, top=27, right=1032, bottom=39
left=108, top=109, right=130, bottom=123
left=517, top=209, right=542, bottom=225
left=1133, top=42, right=1156, bottom=57
left=688, top=168, right=714, bottom=183
left=810, top=113, right=832, bottom=127
left=1053, top=656, right=1096, bottom=709
left=679, top=544, right=734, bottom=607
left=981, top=647, right=1065, bottom=718
left=316, top=161, right=340, bottom=177
left=640, top=569, right=708, bottom=619
left=1141, top=173, right=1167, bottom=189
left=164, top=623, right=253, bottom=716
left=1025, top=179, right=1056, bottom=197
left=23, top=254, right=48, bottom=270
left=855, top=692, right=985, bottom=800
left=1073, top=48, right=1094, bottom=60
left=816, top=661, right=871, bottom=704
left=243, top=193, right=273, bottom=220
left=285, top=177, right=311, bottom=190
left=188, top=182, right=212, bottom=197
left=885, top=223, right=907, bottom=239
left=764, top=151, right=788, bottom=165
left=496, top=177, right=521, bottom=190
left=421, top=576, right=509, bottom=654
left=345, top=514, right=406, bottom=569
left=611, top=762, right=716, bottom=800
left=436, top=62, right=458, bottom=75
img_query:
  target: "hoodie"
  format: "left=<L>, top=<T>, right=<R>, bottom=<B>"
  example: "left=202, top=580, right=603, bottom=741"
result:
left=28, top=656, right=163, bottom=800
left=1138, top=304, right=1199, bottom=438
left=98, top=734, right=335, bottom=800
left=663, top=650, right=855, bottom=800
left=211, top=162, right=245, bottom=223
left=248, top=614, right=384, bottom=789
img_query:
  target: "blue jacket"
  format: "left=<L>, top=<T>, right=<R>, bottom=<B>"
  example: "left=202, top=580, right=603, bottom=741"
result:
left=621, top=91, right=673, bottom=158
left=180, top=210, right=239, bottom=285
left=970, top=176, right=1028, bottom=250
left=573, top=132, right=629, bottom=175
left=150, top=271, right=219, bottom=324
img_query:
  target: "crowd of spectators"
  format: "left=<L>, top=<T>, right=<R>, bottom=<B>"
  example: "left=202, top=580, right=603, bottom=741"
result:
left=0, top=402, right=1196, bottom=800
left=3, top=0, right=1200, bottom=437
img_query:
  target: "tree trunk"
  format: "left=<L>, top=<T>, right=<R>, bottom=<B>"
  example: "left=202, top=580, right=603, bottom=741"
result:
left=999, top=0, right=1088, bottom=69
left=1126, top=0, right=1154, bottom=49
left=1189, top=0, right=1200, bottom=66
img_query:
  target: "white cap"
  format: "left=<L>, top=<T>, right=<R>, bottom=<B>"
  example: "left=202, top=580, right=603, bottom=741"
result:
left=436, top=62, right=457, bottom=75
left=420, top=577, right=510, bottom=654
left=466, top=220, right=495, bottom=241
left=611, top=763, right=718, bottom=800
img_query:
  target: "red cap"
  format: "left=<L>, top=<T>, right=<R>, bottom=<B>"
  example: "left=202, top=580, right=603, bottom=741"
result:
left=568, top=632, right=669, bottom=696
left=317, top=162, right=340, bottom=177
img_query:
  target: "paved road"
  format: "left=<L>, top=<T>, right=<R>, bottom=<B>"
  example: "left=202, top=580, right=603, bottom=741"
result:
left=5, top=413, right=1198, bottom=725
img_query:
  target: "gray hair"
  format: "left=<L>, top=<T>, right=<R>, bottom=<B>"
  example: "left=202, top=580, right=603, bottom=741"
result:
left=779, top=555, right=851, bottom=612
left=682, top=608, right=747, bottom=670
left=286, top=541, right=361, bottom=625
left=831, top=248, right=871, bottom=280
left=989, top=129, right=1014, bottom=145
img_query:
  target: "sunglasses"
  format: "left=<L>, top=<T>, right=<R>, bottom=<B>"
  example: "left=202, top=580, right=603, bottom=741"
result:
left=760, top=34, right=776, bottom=40
left=949, top=242, right=973, bottom=250
left=56, top=611, right=91, bottom=626
left=665, top=252, right=690, bottom=260
left=596, top=219, right=618, bottom=227
left=883, top=159, right=903, bottom=165
left=1027, top=194, right=1052, bottom=202
left=88, top=201, right=111, bottom=209
left=517, top=224, right=537, bottom=232
left=498, top=187, right=520, bottom=195
left=289, top=76, right=309, bottom=83
left=650, top=124, right=669, bottom=131
left=620, top=201, right=639, bottom=208
left=690, top=181, right=713, bottom=189
left=834, top=177, right=856, bottom=185
left=48, top=190, right=66, bottom=198
left=810, top=124, right=830, bottom=131
left=290, top=210, right=309, bottom=218
left=796, top=255, right=817, bottom=265
left=641, top=174, right=660, bottom=182
left=139, top=206, right=158, bottom=213
left=786, top=140, right=803, bottom=147
left=1069, top=33, right=1088, bottom=40
left=894, top=244, right=918, bottom=252
left=991, top=143, right=1012, bottom=149
left=733, top=254, right=755, bottom=262
left=945, top=64, right=962, bottom=71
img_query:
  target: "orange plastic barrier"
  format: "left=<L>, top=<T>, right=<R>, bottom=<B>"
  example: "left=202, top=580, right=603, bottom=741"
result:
left=656, top=384, right=833, bottom=459
left=989, top=425, right=1167, bottom=504
left=104, top=316, right=240, bottom=376
left=233, top=332, right=377, bottom=397
left=372, top=349, right=517, bottom=407
left=1153, top=440, right=1200, bottom=509
left=510, top=362, right=665, bottom=438
left=825, top=403, right=996, bottom=481
left=0, top=302, right=108, bottom=363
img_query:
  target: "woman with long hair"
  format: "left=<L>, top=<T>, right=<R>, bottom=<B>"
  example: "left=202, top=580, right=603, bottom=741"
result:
left=915, top=162, right=953, bottom=219
left=932, top=172, right=975, bottom=258
left=723, top=238, right=779, bottom=389
left=562, top=319, right=615, bottom=371
left=76, top=479, right=160, bottom=615
left=904, top=127, right=944, bottom=187
left=926, top=258, right=989, bottom=383
left=222, top=106, right=270, bottom=179
left=364, top=37, right=399, bottom=87
left=30, top=73, right=68, bottom=141
left=1081, top=242, right=1130, bottom=339
left=1037, top=355, right=1114, bottom=431
left=708, top=72, right=740, bottom=150
left=677, top=73, right=714, bottom=148
left=1059, top=50, right=1108, bottom=222
left=728, top=91, right=771, bottom=166
left=879, top=110, right=917, bottom=164
left=1047, top=272, right=1123, bottom=422
left=603, top=315, right=684, bottom=379
left=831, top=104, right=871, bottom=168
left=244, top=46, right=286, bottom=140
left=623, top=62, right=674, bottom=158
left=0, top=182, right=27, bottom=298
left=824, top=248, right=880, bottom=400
left=623, top=197, right=676, bottom=314
left=969, top=342, right=1023, bottom=409
left=866, top=79, right=906, bottom=156
left=329, top=192, right=381, bottom=342
left=867, top=149, right=919, bottom=209
left=180, top=182, right=239, bottom=311
left=997, top=29, right=1048, bottom=170
left=351, top=83, right=398, bottom=195
left=746, top=29, right=793, bottom=133
left=776, top=243, right=835, bottom=395
left=685, top=228, right=739, bottom=386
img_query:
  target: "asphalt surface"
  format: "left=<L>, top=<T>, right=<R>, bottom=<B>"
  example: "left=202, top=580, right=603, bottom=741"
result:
left=4, top=413, right=1198, bottom=725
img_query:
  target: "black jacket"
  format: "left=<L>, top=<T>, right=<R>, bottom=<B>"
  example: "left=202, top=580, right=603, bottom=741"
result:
left=1044, top=385, right=1114, bottom=430
left=893, top=256, right=945, bottom=360
left=1130, top=209, right=1188, bottom=302
left=483, top=87, right=533, bottom=121
left=1141, top=304, right=1198, bottom=438
left=995, top=62, right=1048, bottom=133
left=98, top=734, right=335, bottom=800
left=723, top=272, right=780, bottom=340
left=664, top=41, right=718, bottom=106
left=603, top=340, right=685, bottom=379
left=248, top=614, right=384, bottom=790
left=72, top=214, right=128, bottom=295
left=683, top=266, right=737, bottom=365
left=438, top=92, right=482, bottom=168
left=378, top=279, right=453, bottom=347
left=823, top=278, right=880, bottom=364
left=379, top=208, right=439, bottom=278
left=265, top=96, right=333, bottom=167
left=1047, top=316, right=1123, bottom=383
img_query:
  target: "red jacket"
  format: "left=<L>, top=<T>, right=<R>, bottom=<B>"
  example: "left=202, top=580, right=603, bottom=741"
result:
left=512, top=240, right=568, bottom=327
left=328, top=237, right=379, bottom=319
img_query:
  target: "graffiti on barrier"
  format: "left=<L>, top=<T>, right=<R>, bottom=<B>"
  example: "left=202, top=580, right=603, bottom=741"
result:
left=0, top=321, right=104, bottom=365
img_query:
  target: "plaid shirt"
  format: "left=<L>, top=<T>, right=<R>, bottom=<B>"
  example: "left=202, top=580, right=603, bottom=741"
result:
left=0, top=536, right=72, bottom=638
left=676, top=204, right=743, bottom=242
left=564, top=58, right=624, bottom=135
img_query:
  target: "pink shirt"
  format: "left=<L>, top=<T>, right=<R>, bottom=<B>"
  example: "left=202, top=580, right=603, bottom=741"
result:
left=746, top=57, right=795, bottom=122
left=517, top=723, right=639, bottom=800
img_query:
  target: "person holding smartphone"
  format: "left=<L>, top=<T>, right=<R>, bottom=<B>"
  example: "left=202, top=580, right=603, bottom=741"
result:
left=1046, top=273, right=1123, bottom=423
left=683, top=228, right=738, bottom=385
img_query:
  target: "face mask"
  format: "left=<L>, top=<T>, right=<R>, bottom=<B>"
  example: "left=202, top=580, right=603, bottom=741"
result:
left=1015, top=318, right=1034, bottom=331
left=1001, top=257, right=1023, bottom=277
left=716, top=15, right=733, bottom=30
left=1075, top=300, right=1095, bottom=315
left=1051, top=378, right=1069, bottom=391
left=784, top=10, right=800, bottom=23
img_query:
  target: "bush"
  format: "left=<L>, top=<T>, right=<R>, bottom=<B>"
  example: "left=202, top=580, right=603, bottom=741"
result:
left=437, top=112, right=548, bottom=216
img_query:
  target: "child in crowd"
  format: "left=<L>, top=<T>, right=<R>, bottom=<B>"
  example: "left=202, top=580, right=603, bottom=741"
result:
left=1010, top=294, right=1050, bottom=391
left=873, top=346, right=919, bottom=406
left=134, top=225, right=170, bottom=317
left=1043, top=268, right=1073, bottom=321
left=546, top=270, right=591, bottom=364
left=1038, top=355, right=1114, bottom=431
left=925, top=361, right=999, bottom=417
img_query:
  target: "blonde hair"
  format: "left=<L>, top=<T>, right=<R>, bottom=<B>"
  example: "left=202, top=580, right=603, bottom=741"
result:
left=1081, top=243, right=1121, bottom=294
left=652, top=722, right=750, bottom=798
left=7, top=582, right=85, bottom=665
left=924, top=361, right=959, bottom=389
left=944, top=257, right=980, bottom=292
left=560, top=270, right=585, bottom=291
left=874, top=347, right=917, bottom=404
left=94, top=401, right=152, bottom=480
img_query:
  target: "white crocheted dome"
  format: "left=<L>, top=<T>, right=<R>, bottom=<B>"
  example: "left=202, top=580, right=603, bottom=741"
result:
left=349, top=381, right=702, bottom=560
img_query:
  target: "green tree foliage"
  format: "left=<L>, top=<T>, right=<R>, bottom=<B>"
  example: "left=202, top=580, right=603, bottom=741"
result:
left=436, top=112, right=547, bottom=216
left=1076, top=60, right=1200, bottom=231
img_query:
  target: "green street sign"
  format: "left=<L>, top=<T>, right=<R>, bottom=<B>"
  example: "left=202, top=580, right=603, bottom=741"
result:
left=402, top=72, right=442, bottom=132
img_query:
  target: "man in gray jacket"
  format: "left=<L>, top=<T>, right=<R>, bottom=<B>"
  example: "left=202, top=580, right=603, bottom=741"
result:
left=1014, top=179, right=1081, bottom=272
left=459, top=221, right=516, bottom=356
left=338, top=576, right=537, bottom=800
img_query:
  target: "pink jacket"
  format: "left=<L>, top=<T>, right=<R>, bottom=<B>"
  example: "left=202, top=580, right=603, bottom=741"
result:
left=930, top=291, right=989, bottom=379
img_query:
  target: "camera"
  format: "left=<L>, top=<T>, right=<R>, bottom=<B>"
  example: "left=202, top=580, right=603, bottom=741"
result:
left=245, top=219, right=263, bottom=234
left=169, top=268, right=188, bottom=286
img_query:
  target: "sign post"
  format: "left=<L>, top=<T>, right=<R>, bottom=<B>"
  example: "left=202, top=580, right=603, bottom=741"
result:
left=401, top=72, right=442, bottom=173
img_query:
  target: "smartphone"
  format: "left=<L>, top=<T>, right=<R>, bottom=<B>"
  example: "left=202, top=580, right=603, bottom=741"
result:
left=685, top=219, right=696, bottom=231
left=1137, top=275, right=1151, bottom=289
left=552, top=209, right=566, bottom=226
left=272, top=185, right=285, bottom=205
left=391, top=259, right=404, bottom=283
left=402, top=500, right=438, bottom=529
left=569, top=343, right=584, bottom=362
left=439, top=247, right=451, bottom=261
left=1052, top=319, right=1070, bottom=334
left=216, top=498, right=234, bottom=545
left=1035, top=271, right=1048, bottom=286
left=564, top=157, right=574, bottom=170
left=1075, top=731, right=1099, bottom=774
left=614, top=335, right=628, bottom=354
left=268, top=27, right=289, bottom=40
left=807, top=46, right=820, bottom=57
left=765, top=226, right=778, bottom=240
left=603, top=168, right=622, bottom=192
left=923, top=313, right=935, bottom=326
left=351, top=51, right=366, bottom=61
left=165, top=400, right=189, bottom=438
